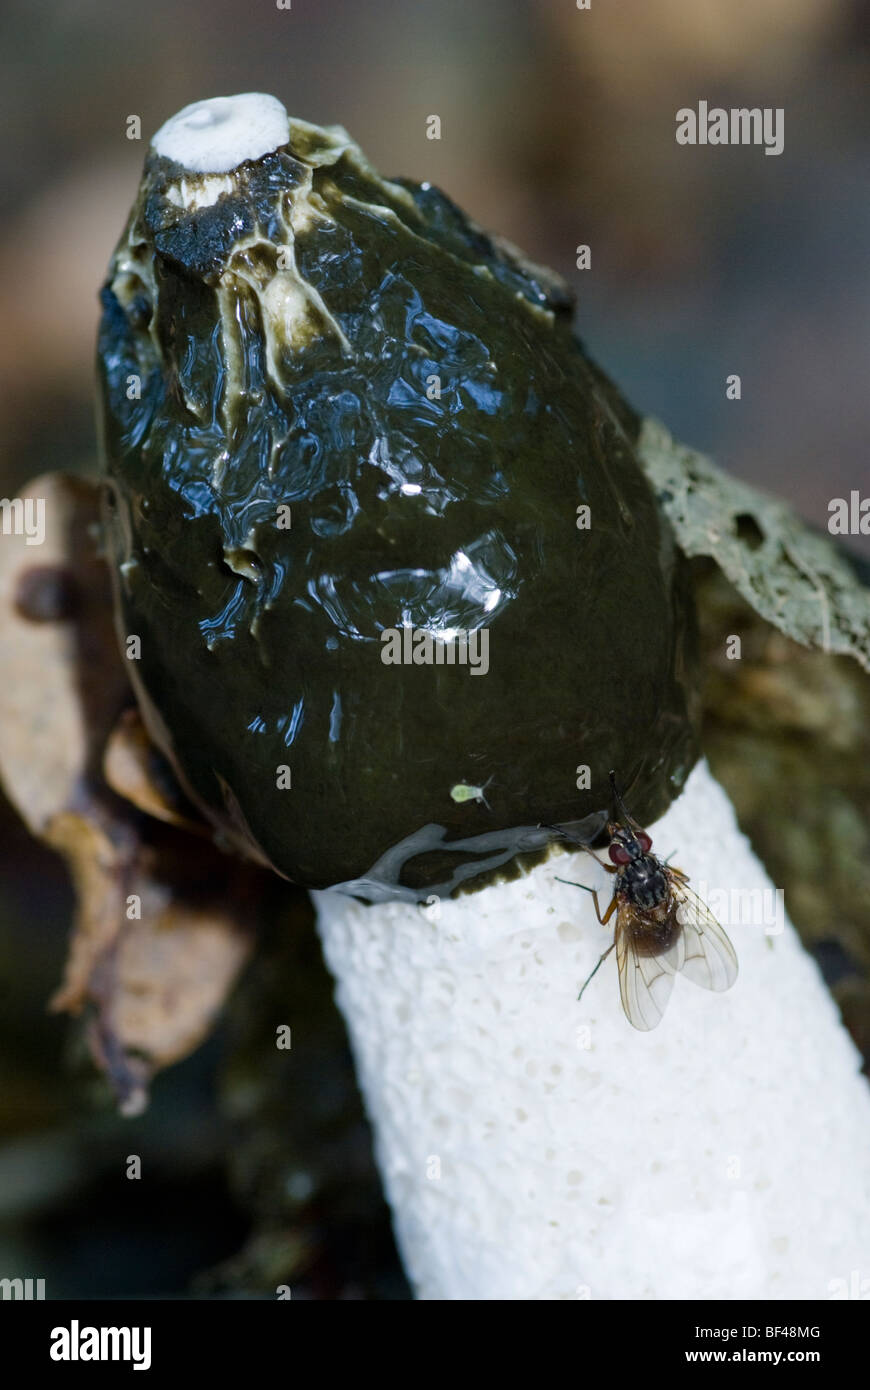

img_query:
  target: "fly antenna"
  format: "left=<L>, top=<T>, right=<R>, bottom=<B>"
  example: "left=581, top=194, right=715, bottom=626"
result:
left=609, top=769, right=643, bottom=833
left=608, top=769, right=631, bottom=823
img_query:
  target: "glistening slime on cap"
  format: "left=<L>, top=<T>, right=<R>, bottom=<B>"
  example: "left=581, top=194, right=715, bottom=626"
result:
left=97, top=92, right=697, bottom=896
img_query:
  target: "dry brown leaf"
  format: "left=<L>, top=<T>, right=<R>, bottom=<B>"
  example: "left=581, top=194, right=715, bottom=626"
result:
left=0, top=472, right=262, bottom=1108
left=104, top=706, right=204, bottom=833
left=82, top=828, right=261, bottom=1115
left=0, top=473, right=127, bottom=832
left=46, top=809, right=137, bottom=1015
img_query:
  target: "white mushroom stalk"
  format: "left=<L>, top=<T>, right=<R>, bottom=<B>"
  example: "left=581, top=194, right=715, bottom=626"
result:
left=313, top=760, right=870, bottom=1300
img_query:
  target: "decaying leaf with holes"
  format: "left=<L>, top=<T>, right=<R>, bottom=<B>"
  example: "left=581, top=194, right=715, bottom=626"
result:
left=638, top=418, right=870, bottom=671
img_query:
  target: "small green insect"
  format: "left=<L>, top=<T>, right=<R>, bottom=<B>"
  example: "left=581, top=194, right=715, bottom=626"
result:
left=450, top=777, right=493, bottom=809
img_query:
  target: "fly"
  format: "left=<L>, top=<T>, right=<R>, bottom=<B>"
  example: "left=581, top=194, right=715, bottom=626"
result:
left=556, top=772, right=738, bottom=1030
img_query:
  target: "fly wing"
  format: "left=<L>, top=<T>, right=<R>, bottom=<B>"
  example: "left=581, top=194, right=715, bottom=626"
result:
left=615, top=905, right=677, bottom=1031
left=660, top=914, right=686, bottom=973
left=673, top=881, right=738, bottom=993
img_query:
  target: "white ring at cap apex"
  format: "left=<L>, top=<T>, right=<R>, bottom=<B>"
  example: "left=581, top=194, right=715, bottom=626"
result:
left=152, top=94, right=291, bottom=174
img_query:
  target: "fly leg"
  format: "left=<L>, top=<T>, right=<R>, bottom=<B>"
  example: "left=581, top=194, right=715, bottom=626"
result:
left=577, top=941, right=616, bottom=1004
left=555, top=877, right=619, bottom=1002
left=555, top=877, right=617, bottom=925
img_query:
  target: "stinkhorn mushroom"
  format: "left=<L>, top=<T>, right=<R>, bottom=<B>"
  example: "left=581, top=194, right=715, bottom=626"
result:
left=96, top=93, right=870, bottom=1299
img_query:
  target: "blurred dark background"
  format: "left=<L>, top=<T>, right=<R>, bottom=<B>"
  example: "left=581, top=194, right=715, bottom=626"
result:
left=0, top=0, right=868, bottom=1297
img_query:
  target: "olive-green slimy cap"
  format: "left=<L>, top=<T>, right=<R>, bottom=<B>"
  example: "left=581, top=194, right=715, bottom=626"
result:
left=97, top=96, right=700, bottom=901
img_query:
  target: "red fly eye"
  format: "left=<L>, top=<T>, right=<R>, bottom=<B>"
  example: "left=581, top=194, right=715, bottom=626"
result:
left=636, top=831, right=652, bottom=853
left=609, top=843, right=630, bottom=865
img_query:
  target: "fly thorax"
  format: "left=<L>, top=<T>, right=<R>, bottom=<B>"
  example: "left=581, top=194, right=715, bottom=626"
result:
left=624, top=855, right=669, bottom=910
